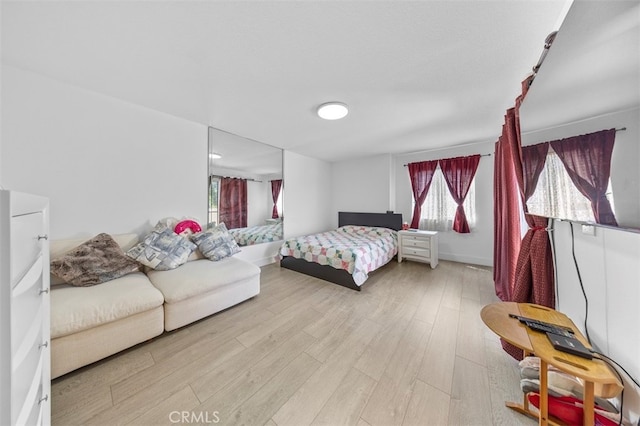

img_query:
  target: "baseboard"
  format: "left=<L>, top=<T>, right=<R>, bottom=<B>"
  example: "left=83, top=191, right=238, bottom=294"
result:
left=438, top=253, right=492, bottom=267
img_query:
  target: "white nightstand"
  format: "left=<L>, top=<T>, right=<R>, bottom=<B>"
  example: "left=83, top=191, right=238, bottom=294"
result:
left=397, top=230, right=438, bottom=268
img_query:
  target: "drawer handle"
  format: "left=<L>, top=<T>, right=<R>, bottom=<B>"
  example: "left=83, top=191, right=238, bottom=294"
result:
left=39, top=341, right=49, bottom=350
left=37, top=235, right=48, bottom=241
left=39, top=288, right=49, bottom=295
left=38, top=395, right=49, bottom=405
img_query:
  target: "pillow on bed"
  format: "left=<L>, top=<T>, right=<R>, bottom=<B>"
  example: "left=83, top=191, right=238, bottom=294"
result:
left=50, top=233, right=141, bottom=286
left=192, top=222, right=240, bottom=261
left=126, top=226, right=196, bottom=270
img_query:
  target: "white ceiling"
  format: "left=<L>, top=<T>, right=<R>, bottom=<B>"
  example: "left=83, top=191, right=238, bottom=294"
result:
left=1, top=0, right=573, bottom=162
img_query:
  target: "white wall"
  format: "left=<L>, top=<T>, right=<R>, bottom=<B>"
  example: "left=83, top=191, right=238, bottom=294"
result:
left=246, top=180, right=269, bottom=227
left=521, top=109, right=640, bottom=422
left=283, top=150, right=332, bottom=238
left=331, top=154, right=395, bottom=228
left=394, top=142, right=495, bottom=266
left=1, top=65, right=207, bottom=239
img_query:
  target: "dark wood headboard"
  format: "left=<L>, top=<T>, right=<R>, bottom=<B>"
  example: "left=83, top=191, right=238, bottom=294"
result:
left=338, top=211, right=403, bottom=231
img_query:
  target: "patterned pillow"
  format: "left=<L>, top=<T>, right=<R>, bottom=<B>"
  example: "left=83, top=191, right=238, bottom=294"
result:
left=126, top=226, right=196, bottom=270
left=50, top=233, right=141, bottom=286
left=192, top=223, right=241, bottom=261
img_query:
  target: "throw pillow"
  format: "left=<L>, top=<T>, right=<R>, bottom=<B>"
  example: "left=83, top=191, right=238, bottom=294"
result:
left=126, top=226, right=196, bottom=271
left=50, top=233, right=141, bottom=287
left=192, top=222, right=240, bottom=261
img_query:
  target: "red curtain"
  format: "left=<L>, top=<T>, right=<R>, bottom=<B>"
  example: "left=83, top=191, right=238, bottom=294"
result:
left=494, top=72, right=533, bottom=300
left=494, top=77, right=555, bottom=361
left=219, top=177, right=247, bottom=229
left=493, top=107, right=522, bottom=302
left=408, top=160, right=439, bottom=229
left=521, top=143, right=550, bottom=200
left=439, top=155, right=481, bottom=233
left=550, top=129, right=618, bottom=226
left=271, top=179, right=283, bottom=219
left=511, top=142, right=555, bottom=309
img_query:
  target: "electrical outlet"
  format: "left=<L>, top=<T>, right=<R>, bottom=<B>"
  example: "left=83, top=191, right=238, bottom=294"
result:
left=581, top=224, right=596, bottom=236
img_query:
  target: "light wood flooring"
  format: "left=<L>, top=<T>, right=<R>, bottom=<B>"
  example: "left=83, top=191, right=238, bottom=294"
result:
left=51, top=260, right=536, bottom=426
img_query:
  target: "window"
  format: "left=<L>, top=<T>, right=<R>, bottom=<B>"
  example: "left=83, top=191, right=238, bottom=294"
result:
left=417, top=166, right=476, bottom=231
left=208, top=177, right=220, bottom=226
left=276, top=189, right=283, bottom=218
left=527, top=150, right=615, bottom=222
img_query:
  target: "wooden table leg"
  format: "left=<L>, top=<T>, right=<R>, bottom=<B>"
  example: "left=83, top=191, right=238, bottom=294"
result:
left=583, top=381, right=595, bottom=426
left=539, top=359, right=549, bottom=426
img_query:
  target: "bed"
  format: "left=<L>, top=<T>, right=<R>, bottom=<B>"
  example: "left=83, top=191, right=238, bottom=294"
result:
left=228, top=222, right=283, bottom=246
left=279, top=212, right=403, bottom=291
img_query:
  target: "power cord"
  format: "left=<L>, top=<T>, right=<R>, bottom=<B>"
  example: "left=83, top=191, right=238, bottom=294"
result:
left=591, top=351, right=640, bottom=426
left=569, top=222, right=591, bottom=344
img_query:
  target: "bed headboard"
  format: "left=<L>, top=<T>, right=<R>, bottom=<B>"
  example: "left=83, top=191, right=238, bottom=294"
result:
left=338, top=211, right=403, bottom=231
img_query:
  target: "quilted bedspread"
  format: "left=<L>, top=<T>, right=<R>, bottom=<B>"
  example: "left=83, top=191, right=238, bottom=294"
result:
left=279, top=225, right=398, bottom=286
left=229, top=223, right=283, bottom=246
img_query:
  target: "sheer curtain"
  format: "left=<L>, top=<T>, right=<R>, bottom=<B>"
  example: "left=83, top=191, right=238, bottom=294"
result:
left=419, top=167, right=476, bottom=232
left=527, top=151, right=597, bottom=222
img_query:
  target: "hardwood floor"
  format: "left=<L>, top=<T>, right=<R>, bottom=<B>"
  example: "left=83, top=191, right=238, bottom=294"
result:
left=51, top=260, right=537, bottom=426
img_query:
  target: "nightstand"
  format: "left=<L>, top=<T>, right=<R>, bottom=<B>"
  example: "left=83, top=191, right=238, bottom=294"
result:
left=397, top=230, right=438, bottom=268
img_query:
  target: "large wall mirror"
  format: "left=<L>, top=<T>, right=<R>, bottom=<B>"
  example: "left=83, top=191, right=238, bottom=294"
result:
left=519, top=1, right=640, bottom=231
left=208, top=127, right=284, bottom=246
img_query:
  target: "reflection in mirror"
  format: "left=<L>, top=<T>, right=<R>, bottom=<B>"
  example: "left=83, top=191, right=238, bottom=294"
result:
left=519, top=1, right=640, bottom=231
left=208, top=127, right=284, bottom=246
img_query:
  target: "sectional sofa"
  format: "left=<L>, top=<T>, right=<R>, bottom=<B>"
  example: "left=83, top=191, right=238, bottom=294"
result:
left=49, top=233, right=260, bottom=379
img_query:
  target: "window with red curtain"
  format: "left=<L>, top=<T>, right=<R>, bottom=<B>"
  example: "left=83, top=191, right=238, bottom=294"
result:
left=407, top=160, right=439, bottom=229
left=439, top=155, right=481, bottom=233
left=219, top=177, right=247, bottom=229
left=270, top=179, right=283, bottom=219
left=550, top=129, right=618, bottom=226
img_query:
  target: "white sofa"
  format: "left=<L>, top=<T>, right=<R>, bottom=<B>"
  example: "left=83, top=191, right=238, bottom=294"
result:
left=50, top=233, right=260, bottom=379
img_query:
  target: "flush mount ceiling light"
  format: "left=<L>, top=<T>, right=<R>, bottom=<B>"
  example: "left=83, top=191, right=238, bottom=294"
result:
left=209, top=153, right=222, bottom=159
left=317, top=102, right=349, bottom=120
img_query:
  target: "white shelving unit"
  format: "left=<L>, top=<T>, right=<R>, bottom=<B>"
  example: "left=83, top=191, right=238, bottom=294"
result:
left=1, top=190, right=51, bottom=426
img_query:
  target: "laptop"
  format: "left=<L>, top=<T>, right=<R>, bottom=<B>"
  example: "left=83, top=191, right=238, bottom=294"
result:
left=546, top=332, right=593, bottom=359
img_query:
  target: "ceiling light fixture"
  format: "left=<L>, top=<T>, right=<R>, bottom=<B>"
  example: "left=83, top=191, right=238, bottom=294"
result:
left=209, top=153, right=222, bottom=159
left=317, top=102, right=349, bottom=120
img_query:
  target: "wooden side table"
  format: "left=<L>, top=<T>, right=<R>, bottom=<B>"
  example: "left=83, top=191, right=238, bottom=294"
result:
left=481, top=302, right=622, bottom=426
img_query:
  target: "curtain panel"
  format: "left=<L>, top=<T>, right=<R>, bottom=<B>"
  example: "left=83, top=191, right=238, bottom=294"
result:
left=511, top=143, right=555, bottom=310
left=549, top=129, right=618, bottom=226
left=271, top=179, right=283, bottom=219
left=408, top=160, right=439, bottom=228
left=493, top=107, right=522, bottom=302
left=439, top=155, right=481, bottom=233
left=219, top=177, right=247, bottom=229
left=494, top=76, right=556, bottom=361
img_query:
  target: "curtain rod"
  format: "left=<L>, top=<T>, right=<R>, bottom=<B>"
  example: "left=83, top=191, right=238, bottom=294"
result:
left=403, top=153, right=491, bottom=167
left=211, top=174, right=263, bottom=183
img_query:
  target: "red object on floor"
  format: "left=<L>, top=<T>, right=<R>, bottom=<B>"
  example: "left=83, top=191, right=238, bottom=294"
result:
left=527, top=393, right=617, bottom=426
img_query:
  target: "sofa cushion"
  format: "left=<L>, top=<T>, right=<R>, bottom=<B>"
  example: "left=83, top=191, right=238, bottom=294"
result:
left=50, top=233, right=141, bottom=286
left=192, top=223, right=241, bottom=261
left=126, top=226, right=196, bottom=270
left=51, top=271, right=165, bottom=338
left=146, top=257, right=260, bottom=304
